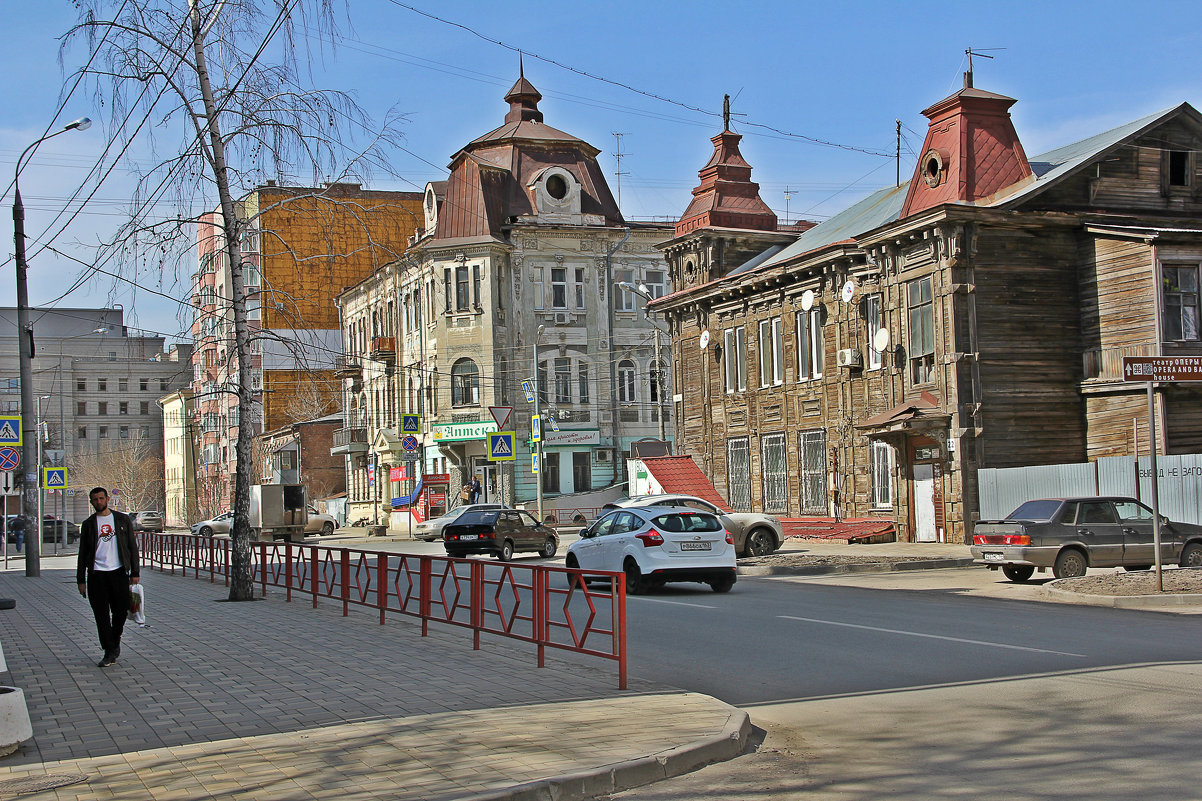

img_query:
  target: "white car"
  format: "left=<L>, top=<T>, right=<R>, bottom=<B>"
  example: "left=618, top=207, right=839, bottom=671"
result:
left=604, top=494, right=784, bottom=557
left=413, top=503, right=509, bottom=542
left=565, top=505, right=737, bottom=594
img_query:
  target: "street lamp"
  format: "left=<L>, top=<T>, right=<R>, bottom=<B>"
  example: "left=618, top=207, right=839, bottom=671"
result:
left=13, top=116, right=92, bottom=577
left=617, top=281, right=669, bottom=442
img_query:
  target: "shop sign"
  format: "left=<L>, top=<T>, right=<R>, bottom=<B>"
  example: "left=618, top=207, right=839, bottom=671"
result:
left=425, top=473, right=451, bottom=484
left=542, top=428, right=602, bottom=447
left=432, top=421, right=498, bottom=442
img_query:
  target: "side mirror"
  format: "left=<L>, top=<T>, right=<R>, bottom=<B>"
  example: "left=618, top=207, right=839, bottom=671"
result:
left=579, top=528, right=591, bottom=538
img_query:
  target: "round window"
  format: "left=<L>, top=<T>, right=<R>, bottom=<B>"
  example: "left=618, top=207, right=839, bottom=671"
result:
left=546, top=174, right=569, bottom=200
left=922, top=150, right=944, bottom=188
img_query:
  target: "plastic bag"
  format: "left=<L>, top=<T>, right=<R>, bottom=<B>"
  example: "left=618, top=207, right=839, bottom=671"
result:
left=129, top=584, right=147, bottom=626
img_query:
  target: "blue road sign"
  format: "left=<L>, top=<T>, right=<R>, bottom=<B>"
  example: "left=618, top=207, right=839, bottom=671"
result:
left=401, top=435, right=420, bottom=451
left=531, top=452, right=539, bottom=474
left=531, top=414, right=542, bottom=442
left=488, top=431, right=516, bottom=462
left=43, top=466, right=68, bottom=489
left=521, top=381, right=535, bottom=403
left=400, top=414, right=421, bottom=434
left=0, top=416, right=21, bottom=446
left=548, top=416, right=560, bottom=432
left=0, top=447, right=19, bottom=471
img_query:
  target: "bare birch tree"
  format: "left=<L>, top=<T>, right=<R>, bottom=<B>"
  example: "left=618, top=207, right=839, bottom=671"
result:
left=65, top=0, right=403, bottom=599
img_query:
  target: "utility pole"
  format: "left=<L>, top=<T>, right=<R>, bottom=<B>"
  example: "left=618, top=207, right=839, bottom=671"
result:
left=612, top=133, right=630, bottom=208
left=783, top=186, right=794, bottom=227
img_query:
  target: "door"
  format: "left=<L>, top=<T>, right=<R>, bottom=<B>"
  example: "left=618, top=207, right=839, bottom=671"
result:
left=470, top=458, right=498, bottom=503
left=913, top=464, right=937, bottom=542
left=1072, top=500, right=1124, bottom=566
left=575, top=513, right=615, bottom=569
left=1113, top=499, right=1156, bottom=565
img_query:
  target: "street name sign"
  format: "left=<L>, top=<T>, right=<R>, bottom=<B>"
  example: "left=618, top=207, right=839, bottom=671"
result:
left=488, top=431, right=516, bottom=462
left=0, top=416, right=21, bottom=446
left=1122, top=356, right=1202, bottom=382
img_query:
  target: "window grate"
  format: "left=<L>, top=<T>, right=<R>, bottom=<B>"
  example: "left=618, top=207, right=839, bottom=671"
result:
left=761, top=433, right=788, bottom=513
left=799, top=430, right=827, bottom=513
left=727, top=437, right=751, bottom=513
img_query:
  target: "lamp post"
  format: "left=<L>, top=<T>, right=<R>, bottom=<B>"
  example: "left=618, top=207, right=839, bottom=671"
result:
left=13, top=116, right=91, bottom=576
left=617, top=281, right=669, bottom=442
left=533, top=324, right=545, bottom=524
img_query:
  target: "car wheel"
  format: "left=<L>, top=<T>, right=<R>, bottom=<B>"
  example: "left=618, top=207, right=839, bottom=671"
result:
left=1002, top=565, right=1035, bottom=582
left=321, top=522, right=334, bottom=536
left=498, top=540, right=514, bottom=562
left=539, top=537, right=557, bottom=558
left=624, top=559, right=647, bottom=595
left=1053, top=548, right=1088, bottom=579
left=744, top=528, right=775, bottom=557
left=1123, top=565, right=1152, bottom=572
left=1180, top=542, right=1202, bottom=568
left=709, top=575, right=736, bottom=593
left=198, top=526, right=212, bottom=538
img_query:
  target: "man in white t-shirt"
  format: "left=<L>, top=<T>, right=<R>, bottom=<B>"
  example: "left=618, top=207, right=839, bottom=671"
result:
left=76, top=487, right=140, bottom=668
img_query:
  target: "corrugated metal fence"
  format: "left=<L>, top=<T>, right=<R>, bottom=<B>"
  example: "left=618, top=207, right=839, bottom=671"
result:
left=979, top=453, right=1202, bottom=525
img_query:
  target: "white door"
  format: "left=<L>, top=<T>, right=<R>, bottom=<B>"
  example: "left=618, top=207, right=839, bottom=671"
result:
left=913, top=464, right=936, bottom=542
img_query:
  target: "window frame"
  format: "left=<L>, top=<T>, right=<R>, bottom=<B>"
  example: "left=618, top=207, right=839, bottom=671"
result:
left=760, top=433, right=788, bottom=514
left=551, top=267, right=568, bottom=310
left=907, top=276, right=935, bottom=385
left=865, top=294, right=883, bottom=370
left=798, top=429, right=827, bottom=514
left=724, top=327, right=747, bottom=393
left=1161, top=262, right=1201, bottom=342
left=617, top=359, right=636, bottom=404
left=759, top=317, right=783, bottom=387
left=450, top=358, right=481, bottom=407
left=870, top=440, right=894, bottom=509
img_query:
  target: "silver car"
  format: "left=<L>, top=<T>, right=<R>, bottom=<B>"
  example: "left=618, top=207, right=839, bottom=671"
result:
left=414, top=503, right=508, bottom=542
left=604, top=494, right=784, bottom=557
left=191, top=512, right=233, bottom=537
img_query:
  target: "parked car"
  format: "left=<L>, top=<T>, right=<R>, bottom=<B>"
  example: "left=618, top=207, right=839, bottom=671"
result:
left=414, top=503, right=508, bottom=542
left=442, top=509, right=558, bottom=561
left=304, top=507, right=337, bottom=535
left=41, top=516, right=80, bottom=543
left=566, top=505, right=736, bottom=594
left=132, top=510, right=164, bottom=533
left=191, top=512, right=233, bottom=537
left=971, top=496, right=1202, bottom=581
left=604, top=494, right=783, bottom=557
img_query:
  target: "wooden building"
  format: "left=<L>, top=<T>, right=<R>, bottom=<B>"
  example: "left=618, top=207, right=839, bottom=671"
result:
left=653, top=75, right=1202, bottom=543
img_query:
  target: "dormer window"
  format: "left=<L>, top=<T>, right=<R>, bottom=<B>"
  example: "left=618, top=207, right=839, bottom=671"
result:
left=921, top=149, right=946, bottom=188
left=1168, top=150, right=1191, bottom=187
left=546, top=174, right=569, bottom=200
left=531, top=167, right=581, bottom=217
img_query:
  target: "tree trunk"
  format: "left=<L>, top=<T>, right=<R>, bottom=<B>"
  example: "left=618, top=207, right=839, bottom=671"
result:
left=191, top=3, right=255, bottom=601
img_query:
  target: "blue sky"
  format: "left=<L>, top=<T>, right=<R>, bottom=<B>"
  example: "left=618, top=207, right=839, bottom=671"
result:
left=3, top=0, right=1201, bottom=341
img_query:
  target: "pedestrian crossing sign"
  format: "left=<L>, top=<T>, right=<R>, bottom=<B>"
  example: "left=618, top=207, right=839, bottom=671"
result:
left=488, top=431, right=516, bottom=462
left=521, top=380, right=535, bottom=403
left=531, top=414, right=542, bottom=442
left=531, top=452, right=539, bottom=474
left=0, top=416, right=21, bottom=446
left=400, top=414, right=421, bottom=435
left=43, top=466, right=68, bottom=489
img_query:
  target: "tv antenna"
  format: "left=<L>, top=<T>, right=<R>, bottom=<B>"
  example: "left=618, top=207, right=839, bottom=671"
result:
left=613, top=132, right=630, bottom=207
left=783, top=186, right=794, bottom=226
left=964, top=47, right=1005, bottom=88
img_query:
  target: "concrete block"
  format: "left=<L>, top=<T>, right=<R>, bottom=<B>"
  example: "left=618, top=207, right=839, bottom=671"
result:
left=0, top=686, right=34, bottom=757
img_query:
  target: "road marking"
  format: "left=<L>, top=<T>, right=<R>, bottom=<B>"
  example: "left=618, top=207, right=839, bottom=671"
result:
left=638, top=598, right=718, bottom=610
left=778, top=615, right=1086, bottom=657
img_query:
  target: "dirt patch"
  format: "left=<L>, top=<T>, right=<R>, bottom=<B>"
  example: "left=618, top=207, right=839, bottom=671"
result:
left=739, top=554, right=939, bottom=567
left=1053, top=567, right=1202, bottom=596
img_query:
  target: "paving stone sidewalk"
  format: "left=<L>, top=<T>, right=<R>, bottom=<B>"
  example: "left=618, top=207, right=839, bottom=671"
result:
left=0, top=557, right=746, bottom=800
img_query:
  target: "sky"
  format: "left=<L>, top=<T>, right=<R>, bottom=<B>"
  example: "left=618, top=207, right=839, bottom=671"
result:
left=2, top=0, right=1201, bottom=345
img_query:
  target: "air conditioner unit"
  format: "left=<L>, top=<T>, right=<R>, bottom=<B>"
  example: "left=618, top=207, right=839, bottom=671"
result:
left=836, top=348, right=862, bottom=368
left=595, top=448, right=613, bottom=463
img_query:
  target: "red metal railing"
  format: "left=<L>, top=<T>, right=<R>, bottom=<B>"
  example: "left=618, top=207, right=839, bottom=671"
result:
left=137, top=532, right=627, bottom=688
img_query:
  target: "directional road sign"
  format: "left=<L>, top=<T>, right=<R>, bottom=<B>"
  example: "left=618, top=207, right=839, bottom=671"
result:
left=400, top=435, right=420, bottom=452
left=521, top=380, right=535, bottom=404
left=0, top=416, right=21, bottom=446
left=531, top=414, right=542, bottom=442
left=488, top=431, right=516, bottom=462
left=0, top=447, right=19, bottom=471
left=400, top=414, right=422, bottom=434
left=488, top=405, right=513, bottom=430
left=1123, top=356, right=1202, bottom=382
left=43, top=466, right=68, bottom=490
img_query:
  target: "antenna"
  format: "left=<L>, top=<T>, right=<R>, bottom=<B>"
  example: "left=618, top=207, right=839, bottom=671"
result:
left=612, top=132, right=630, bottom=207
left=964, top=47, right=1005, bottom=88
left=783, top=186, right=794, bottom=226
left=896, top=120, right=901, bottom=187
left=721, top=93, right=747, bottom=132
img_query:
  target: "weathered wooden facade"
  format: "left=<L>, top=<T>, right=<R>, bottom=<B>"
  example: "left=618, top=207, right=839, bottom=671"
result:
left=655, top=76, right=1202, bottom=543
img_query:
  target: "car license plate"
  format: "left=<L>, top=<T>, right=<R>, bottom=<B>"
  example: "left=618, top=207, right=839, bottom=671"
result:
left=680, top=542, right=711, bottom=551
left=983, top=552, right=1004, bottom=562
left=459, top=534, right=478, bottom=541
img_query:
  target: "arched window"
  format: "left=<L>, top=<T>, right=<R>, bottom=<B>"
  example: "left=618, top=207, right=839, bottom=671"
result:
left=617, top=360, right=636, bottom=403
left=451, top=358, right=480, bottom=406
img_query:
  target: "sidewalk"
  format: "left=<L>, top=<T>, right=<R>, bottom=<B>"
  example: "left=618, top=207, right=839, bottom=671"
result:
left=0, top=556, right=747, bottom=801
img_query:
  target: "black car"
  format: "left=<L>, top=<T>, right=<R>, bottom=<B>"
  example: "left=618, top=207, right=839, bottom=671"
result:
left=443, top=509, right=559, bottom=561
left=970, top=496, right=1202, bottom=580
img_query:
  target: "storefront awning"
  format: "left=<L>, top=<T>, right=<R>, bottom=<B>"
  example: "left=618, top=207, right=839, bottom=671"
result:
left=856, top=391, right=949, bottom=434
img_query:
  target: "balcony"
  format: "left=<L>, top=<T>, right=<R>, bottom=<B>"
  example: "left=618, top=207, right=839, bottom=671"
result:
left=331, top=426, right=369, bottom=455
left=370, top=336, right=397, bottom=362
left=334, top=357, right=362, bottom=380
left=1082, top=342, right=1160, bottom=383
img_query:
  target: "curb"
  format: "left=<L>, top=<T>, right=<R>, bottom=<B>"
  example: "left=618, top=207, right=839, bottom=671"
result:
left=450, top=705, right=753, bottom=801
left=1040, top=582, right=1202, bottom=609
left=737, top=558, right=975, bottom=577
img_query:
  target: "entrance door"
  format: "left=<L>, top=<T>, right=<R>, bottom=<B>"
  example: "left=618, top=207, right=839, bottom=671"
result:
left=470, top=458, right=498, bottom=503
left=913, top=464, right=937, bottom=542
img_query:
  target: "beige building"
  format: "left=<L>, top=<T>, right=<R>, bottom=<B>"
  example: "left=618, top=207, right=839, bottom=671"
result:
left=160, top=389, right=196, bottom=528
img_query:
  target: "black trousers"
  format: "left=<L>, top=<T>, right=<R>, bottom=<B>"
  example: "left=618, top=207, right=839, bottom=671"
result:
left=87, top=569, right=130, bottom=654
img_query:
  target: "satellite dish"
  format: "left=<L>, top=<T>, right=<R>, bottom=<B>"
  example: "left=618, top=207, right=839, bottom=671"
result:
left=873, top=328, right=891, bottom=353
left=699, top=329, right=710, bottom=351
left=841, top=280, right=856, bottom=304
left=801, top=289, right=815, bottom=311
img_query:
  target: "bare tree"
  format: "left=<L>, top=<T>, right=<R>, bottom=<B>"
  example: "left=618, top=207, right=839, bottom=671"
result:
left=65, top=1, right=402, bottom=599
left=71, top=438, right=166, bottom=514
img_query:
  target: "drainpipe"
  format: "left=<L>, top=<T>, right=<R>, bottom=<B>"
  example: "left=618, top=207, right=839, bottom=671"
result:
left=605, top=228, right=631, bottom=483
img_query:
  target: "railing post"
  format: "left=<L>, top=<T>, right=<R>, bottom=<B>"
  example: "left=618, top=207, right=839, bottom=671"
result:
left=223, top=538, right=229, bottom=587
left=419, top=556, right=431, bottom=637
left=615, top=576, right=627, bottom=691
left=341, top=548, right=350, bottom=617
left=259, top=542, right=267, bottom=599
left=285, top=541, right=292, bottom=602
left=209, top=536, right=215, bottom=583
left=536, top=567, right=547, bottom=669
left=311, top=546, right=319, bottom=608
left=471, top=559, right=483, bottom=650
left=377, top=553, right=387, bottom=625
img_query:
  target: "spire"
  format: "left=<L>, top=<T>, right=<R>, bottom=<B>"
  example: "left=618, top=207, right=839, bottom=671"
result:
left=675, top=111, right=777, bottom=237
left=504, top=62, right=543, bottom=124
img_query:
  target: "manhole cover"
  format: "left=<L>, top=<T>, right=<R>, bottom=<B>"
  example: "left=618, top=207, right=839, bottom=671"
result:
left=0, top=773, right=87, bottom=796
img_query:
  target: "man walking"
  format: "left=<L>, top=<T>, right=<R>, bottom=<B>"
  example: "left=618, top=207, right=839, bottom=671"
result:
left=76, top=487, right=139, bottom=668
left=470, top=475, right=482, bottom=504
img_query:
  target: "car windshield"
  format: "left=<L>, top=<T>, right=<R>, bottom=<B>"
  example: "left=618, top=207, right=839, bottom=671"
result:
left=455, top=511, right=499, bottom=526
left=1006, top=500, right=1063, bottom=521
left=651, top=512, right=722, bottom=532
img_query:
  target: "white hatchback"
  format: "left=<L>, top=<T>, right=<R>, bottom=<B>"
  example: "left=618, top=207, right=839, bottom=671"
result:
left=565, top=506, right=737, bottom=594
